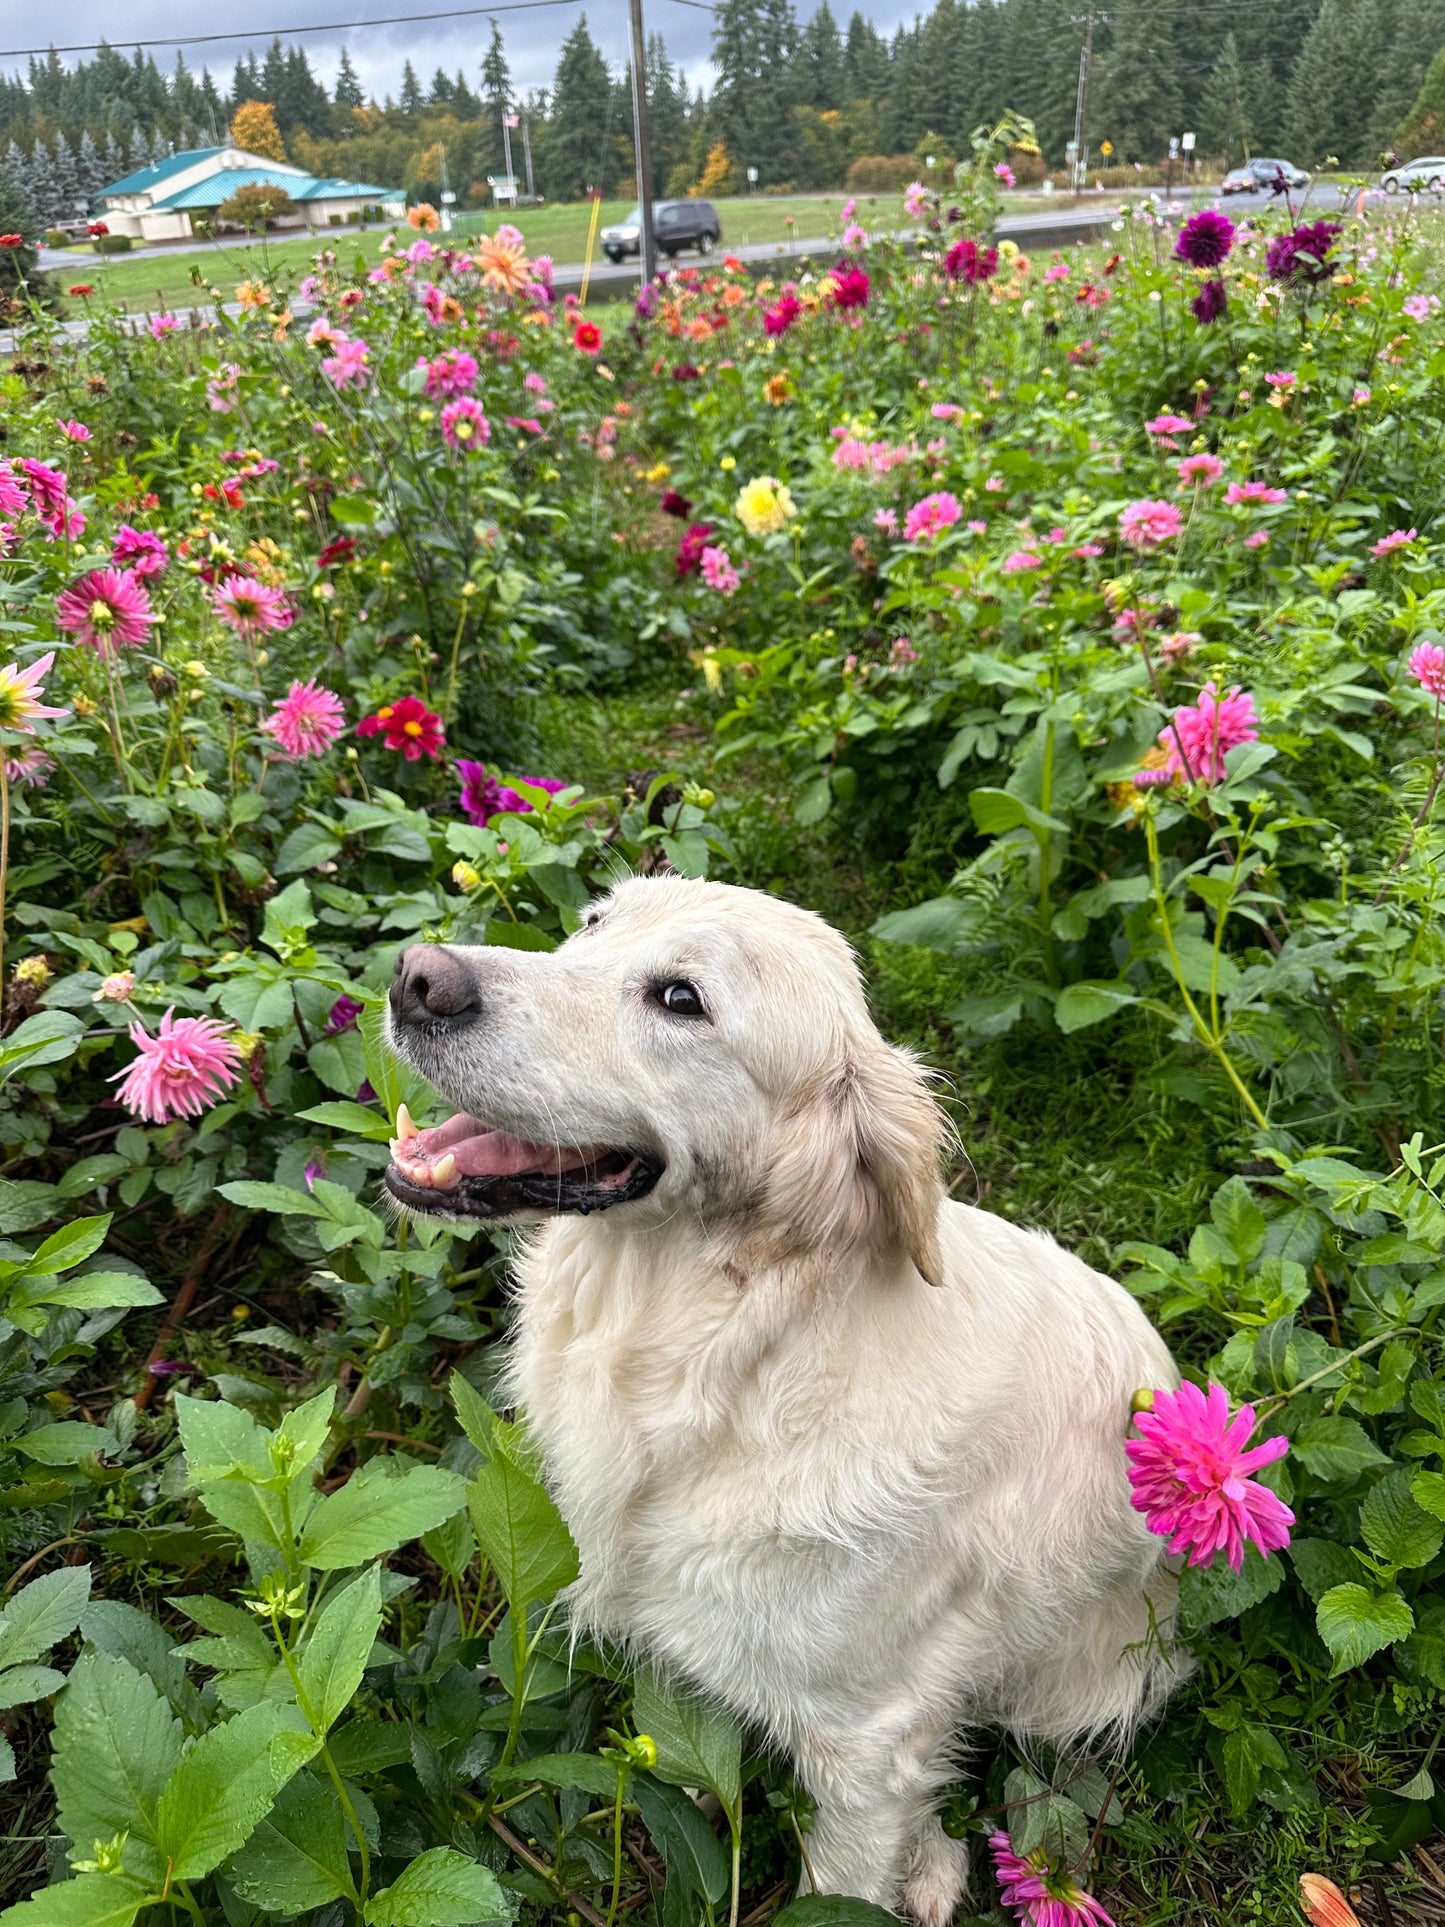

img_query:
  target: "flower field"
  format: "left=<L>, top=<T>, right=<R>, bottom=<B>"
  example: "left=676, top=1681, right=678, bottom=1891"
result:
left=2, top=128, right=1445, bottom=1927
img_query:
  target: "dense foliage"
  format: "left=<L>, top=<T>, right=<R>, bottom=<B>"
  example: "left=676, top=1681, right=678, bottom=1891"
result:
left=0, top=131, right=1443, bottom=1925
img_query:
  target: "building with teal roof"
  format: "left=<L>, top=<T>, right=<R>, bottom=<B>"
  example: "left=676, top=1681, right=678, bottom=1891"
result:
left=98, top=146, right=396, bottom=244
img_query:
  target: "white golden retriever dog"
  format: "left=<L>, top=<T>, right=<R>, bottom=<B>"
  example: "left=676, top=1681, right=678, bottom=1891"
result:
left=384, top=875, right=1183, bottom=1923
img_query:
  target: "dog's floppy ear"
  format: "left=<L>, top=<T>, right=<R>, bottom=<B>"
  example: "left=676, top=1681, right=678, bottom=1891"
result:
left=766, top=1040, right=948, bottom=1286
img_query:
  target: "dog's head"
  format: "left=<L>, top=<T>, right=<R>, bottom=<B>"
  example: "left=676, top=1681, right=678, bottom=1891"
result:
left=383, top=875, right=947, bottom=1283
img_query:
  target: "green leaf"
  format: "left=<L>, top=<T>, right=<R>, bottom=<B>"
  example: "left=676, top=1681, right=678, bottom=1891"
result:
left=28, top=1215, right=112, bottom=1274
left=1053, top=980, right=1138, bottom=1033
left=1179, top=1543, right=1285, bottom=1630
left=274, top=1387, right=336, bottom=1475
left=364, top=1847, right=513, bottom=1925
left=226, top=1768, right=355, bottom=1914
left=870, top=897, right=980, bottom=953
left=299, top=1459, right=467, bottom=1570
left=1288, top=1538, right=1360, bottom=1602
left=1316, top=1584, right=1415, bottom=1675
left=491, top=1752, right=618, bottom=1797
left=1360, top=1469, right=1445, bottom=1571
left=18, top=1274, right=162, bottom=1313
left=0, top=1010, right=83, bottom=1082
left=467, top=1453, right=578, bottom=1607
left=154, top=1702, right=317, bottom=1879
left=216, top=1180, right=328, bottom=1220
left=1292, top=1416, right=1392, bottom=1481
left=449, top=1370, right=497, bottom=1458
left=1412, top=1469, right=1445, bottom=1521
left=631, top=1775, right=730, bottom=1906
left=1210, top=1176, right=1268, bottom=1264
left=296, top=1100, right=390, bottom=1137
left=174, top=1393, right=271, bottom=1482
left=633, top=1666, right=741, bottom=1815
left=0, top=1664, right=65, bottom=1711
left=0, top=1873, right=149, bottom=1926
left=0, top=1565, right=91, bottom=1667
left=14, top=1421, right=121, bottom=1465
left=297, top=1567, right=383, bottom=1734
left=1221, top=1722, right=1288, bottom=1817
left=968, top=786, right=1067, bottom=838
left=275, top=822, right=345, bottom=876
left=52, top=1652, right=182, bottom=1883
left=772, top=1899, right=901, bottom=1927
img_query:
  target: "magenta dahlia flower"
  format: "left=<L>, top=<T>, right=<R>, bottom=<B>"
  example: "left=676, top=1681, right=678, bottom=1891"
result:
left=1127, top=1380, right=1293, bottom=1571
left=0, top=463, right=28, bottom=519
left=1177, top=453, right=1224, bottom=487
left=676, top=522, right=716, bottom=576
left=1191, top=277, right=1229, bottom=325
left=904, top=492, right=963, bottom=543
left=111, top=526, right=169, bottom=577
left=440, top=397, right=491, bottom=451
left=1002, top=550, right=1043, bottom=574
left=259, top=679, right=345, bottom=759
left=944, top=237, right=999, bottom=284
left=827, top=265, right=870, bottom=310
left=210, top=574, right=294, bottom=641
left=1408, top=641, right=1445, bottom=697
left=763, top=293, right=802, bottom=336
left=1174, top=209, right=1235, bottom=269
left=457, top=759, right=567, bottom=825
left=1265, top=221, right=1341, bottom=284
left=990, top=1832, right=1115, bottom=1927
left=1119, top=499, right=1183, bottom=549
left=700, top=544, right=740, bottom=594
left=0, top=652, right=68, bottom=733
left=56, top=568, right=156, bottom=655
left=1225, top=480, right=1288, bottom=506
left=111, top=1009, right=243, bottom=1124
left=321, top=336, right=371, bottom=389
left=1160, top=682, right=1259, bottom=784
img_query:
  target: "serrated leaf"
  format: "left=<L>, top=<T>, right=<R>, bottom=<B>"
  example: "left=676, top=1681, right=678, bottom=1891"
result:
left=0, top=1565, right=91, bottom=1667
left=216, top=1179, right=328, bottom=1219
left=1211, top=1176, right=1267, bottom=1264
left=19, top=1274, right=163, bottom=1313
left=0, top=1873, right=149, bottom=1926
left=772, top=1901, right=902, bottom=1927
left=154, top=1701, right=317, bottom=1879
left=173, top=1392, right=272, bottom=1482
left=1179, top=1542, right=1285, bottom=1629
left=299, top=1459, right=467, bottom=1569
left=226, top=1768, right=355, bottom=1914
left=28, top=1215, right=112, bottom=1274
left=449, top=1370, right=497, bottom=1458
left=1292, top=1416, right=1391, bottom=1481
left=14, top=1421, right=121, bottom=1465
left=466, top=1452, right=577, bottom=1607
left=0, top=1663, right=65, bottom=1711
left=633, top=1666, right=741, bottom=1815
left=631, top=1775, right=730, bottom=1906
left=297, top=1567, right=383, bottom=1734
left=1316, top=1584, right=1415, bottom=1675
left=1221, top=1722, right=1287, bottom=1817
left=364, top=1846, right=513, bottom=1925
left=1360, top=1469, right=1444, bottom=1571
left=1053, top=980, right=1138, bottom=1033
left=52, top=1651, right=181, bottom=1882
left=491, top=1751, right=618, bottom=1797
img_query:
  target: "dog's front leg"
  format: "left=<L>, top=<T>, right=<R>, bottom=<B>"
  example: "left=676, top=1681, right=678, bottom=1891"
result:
left=790, top=1723, right=965, bottom=1927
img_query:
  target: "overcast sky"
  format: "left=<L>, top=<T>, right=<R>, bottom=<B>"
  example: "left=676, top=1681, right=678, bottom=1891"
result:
left=4, top=0, right=920, bottom=109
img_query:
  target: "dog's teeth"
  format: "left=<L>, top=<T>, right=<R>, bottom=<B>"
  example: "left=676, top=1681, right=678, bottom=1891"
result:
left=432, top=1152, right=458, bottom=1185
left=396, top=1102, right=419, bottom=1141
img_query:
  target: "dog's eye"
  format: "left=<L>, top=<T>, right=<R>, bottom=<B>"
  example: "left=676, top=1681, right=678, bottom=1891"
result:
left=656, top=980, right=707, bottom=1019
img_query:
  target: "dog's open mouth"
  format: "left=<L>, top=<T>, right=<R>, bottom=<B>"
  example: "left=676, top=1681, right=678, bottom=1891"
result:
left=383, top=1105, right=663, bottom=1219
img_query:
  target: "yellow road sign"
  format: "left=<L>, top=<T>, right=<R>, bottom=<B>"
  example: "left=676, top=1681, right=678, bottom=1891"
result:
left=1100, top=140, right=1114, bottom=156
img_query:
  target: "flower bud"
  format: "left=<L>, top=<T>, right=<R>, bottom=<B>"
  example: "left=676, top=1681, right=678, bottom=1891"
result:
left=1130, top=1387, right=1156, bottom=1415
left=13, top=955, right=50, bottom=988
left=452, top=860, right=482, bottom=892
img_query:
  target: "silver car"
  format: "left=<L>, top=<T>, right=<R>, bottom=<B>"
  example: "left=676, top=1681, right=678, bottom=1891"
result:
left=1381, top=156, right=1445, bottom=192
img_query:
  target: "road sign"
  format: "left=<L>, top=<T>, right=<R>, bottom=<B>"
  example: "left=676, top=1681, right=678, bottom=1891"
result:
left=440, top=190, right=456, bottom=204
left=505, top=113, right=519, bottom=128
left=1100, top=139, right=1113, bottom=156
left=747, top=166, right=758, bottom=183
left=1181, top=131, right=1196, bottom=151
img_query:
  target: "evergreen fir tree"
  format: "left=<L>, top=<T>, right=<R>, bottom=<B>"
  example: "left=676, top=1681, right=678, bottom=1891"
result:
left=103, top=128, right=125, bottom=183
left=1199, top=33, right=1251, bottom=164
left=334, top=49, right=366, bottom=113
left=1365, top=0, right=1445, bottom=161
left=399, top=60, right=426, bottom=119
left=1282, top=0, right=1385, bottom=165
left=798, top=1, right=846, bottom=111
left=647, top=34, right=689, bottom=194
left=843, top=12, right=889, bottom=103
left=544, top=15, right=612, bottom=199
left=1398, top=41, right=1445, bottom=152
left=0, top=161, right=41, bottom=294
left=1096, top=3, right=1184, bottom=161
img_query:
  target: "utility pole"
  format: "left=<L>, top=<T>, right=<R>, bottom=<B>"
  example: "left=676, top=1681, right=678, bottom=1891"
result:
left=521, top=108, right=535, bottom=200
left=1071, top=8, right=1094, bottom=197
left=501, top=106, right=514, bottom=189
left=628, top=0, right=658, bottom=286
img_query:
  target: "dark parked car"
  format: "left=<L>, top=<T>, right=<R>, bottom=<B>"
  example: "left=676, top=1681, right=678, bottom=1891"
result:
left=600, top=200, right=722, bottom=262
left=1221, top=166, right=1258, bottom=194
left=1247, top=158, right=1311, bottom=191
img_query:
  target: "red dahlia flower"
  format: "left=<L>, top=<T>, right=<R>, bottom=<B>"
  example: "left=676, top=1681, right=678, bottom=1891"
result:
left=356, top=695, right=445, bottom=759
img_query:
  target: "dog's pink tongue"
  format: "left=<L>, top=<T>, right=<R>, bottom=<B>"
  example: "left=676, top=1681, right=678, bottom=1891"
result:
left=397, top=1110, right=595, bottom=1186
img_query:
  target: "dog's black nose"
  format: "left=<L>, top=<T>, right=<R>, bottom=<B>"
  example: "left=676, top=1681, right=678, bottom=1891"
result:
left=390, top=944, right=481, bottom=1025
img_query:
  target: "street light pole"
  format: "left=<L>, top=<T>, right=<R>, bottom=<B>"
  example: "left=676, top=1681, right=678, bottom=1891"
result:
left=628, top=0, right=657, bottom=287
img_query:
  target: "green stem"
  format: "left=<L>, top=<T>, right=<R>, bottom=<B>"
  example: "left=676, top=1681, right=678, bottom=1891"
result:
left=1144, top=812, right=1269, bottom=1132
left=727, top=1806, right=742, bottom=1927
left=605, top=1765, right=627, bottom=1927
left=1256, top=1328, right=1407, bottom=1418
left=270, top=1604, right=368, bottom=1905
left=479, top=1599, right=529, bottom=1822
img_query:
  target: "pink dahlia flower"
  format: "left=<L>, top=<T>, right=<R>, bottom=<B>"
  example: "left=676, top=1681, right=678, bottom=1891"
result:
left=990, top=1832, right=1114, bottom=1927
left=874, top=508, right=899, bottom=535
left=210, top=574, right=294, bottom=640
left=56, top=568, right=155, bottom=655
left=111, top=525, right=168, bottom=577
left=1146, top=414, right=1193, bottom=436
left=763, top=293, right=802, bottom=336
left=111, top=1008, right=242, bottom=1124
left=1120, top=498, right=1183, bottom=549
left=457, top=760, right=566, bottom=824
left=259, top=678, right=345, bottom=758
left=1127, top=1380, right=1293, bottom=1571
left=1160, top=682, right=1259, bottom=784
left=1177, top=453, right=1224, bottom=487
left=149, top=314, right=178, bottom=338
left=700, top=544, right=740, bottom=594
left=1002, top=550, right=1043, bottom=573
left=0, top=651, right=68, bottom=733
left=0, top=463, right=28, bottom=519
left=6, top=746, right=55, bottom=787
left=422, top=349, right=479, bottom=398
left=1371, top=527, right=1418, bottom=558
left=904, top=491, right=963, bottom=543
left=321, top=336, right=371, bottom=389
left=1408, top=641, right=1445, bottom=697
left=57, top=418, right=90, bottom=442
left=903, top=181, right=929, bottom=217
left=827, top=265, right=870, bottom=310
left=441, top=397, right=490, bottom=451
left=1225, top=480, right=1287, bottom=506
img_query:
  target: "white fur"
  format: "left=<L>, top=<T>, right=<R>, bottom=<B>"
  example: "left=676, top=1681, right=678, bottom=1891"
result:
left=389, top=876, right=1186, bottom=1922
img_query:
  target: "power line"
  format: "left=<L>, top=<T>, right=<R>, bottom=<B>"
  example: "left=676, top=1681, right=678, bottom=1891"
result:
left=0, top=0, right=583, bottom=61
